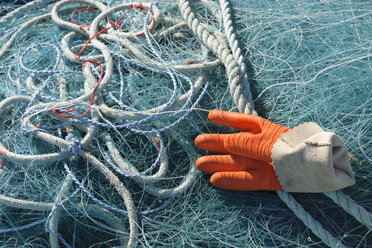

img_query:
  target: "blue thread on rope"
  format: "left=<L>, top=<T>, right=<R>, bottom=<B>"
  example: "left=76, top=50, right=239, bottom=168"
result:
left=139, top=198, right=174, bottom=216
left=89, top=53, right=196, bottom=118
left=0, top=217, right=50, bottom=233
left=62, top=159, right=174, bottom=216
left=23, top=60, right=209, bottom=136
left=54, top=75, right=208, bottom=135
left=44, top=187, right=80, bottom=248
left=65, top=133, right=84, bottom=158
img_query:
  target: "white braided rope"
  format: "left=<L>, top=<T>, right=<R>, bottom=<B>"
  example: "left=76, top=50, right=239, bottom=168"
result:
left=0, top=0, right=56, bottom=26
left=0, top=95, right=138, bottom=247
left=0, top=195, right=127, bottom=242
left=177, top=1, right=371, bottom=247
left=219, top=0, right=253, bottom=105
left=1, top=1, right=369, bottom=247
left=220, top=0, right=372, bottom=244
left=0, top=194, right=53, bottom=211
left=29, top=123, right=138, bottom=247
left=325, top=191, right=372, bottom=230
left=178, top=0, right=255, bottom=115
left=0, top=13, right=51, bottom=58
left=49, top=176, right=73, bottom=248
left=276, top=191, right=347, bottom=248
left=0, top=1, right=212, bottom=245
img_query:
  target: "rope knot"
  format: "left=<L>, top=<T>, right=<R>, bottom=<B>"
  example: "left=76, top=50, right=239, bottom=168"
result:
left=66, top=133, right=83, bottom=158
left=132, top=3, right=144, bottom=10
left=53, top=108, right=74, bottom=118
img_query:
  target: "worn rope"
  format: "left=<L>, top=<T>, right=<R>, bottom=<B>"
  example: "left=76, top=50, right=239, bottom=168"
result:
left=1, top=0, right=369, bottom=247
left=178, top=1, right=372, bottom=247
left=0, top=0, right=215, bottom=246
left=178, top=0, right=255, bottom=115
left=325, top=191, right=372, bottom=230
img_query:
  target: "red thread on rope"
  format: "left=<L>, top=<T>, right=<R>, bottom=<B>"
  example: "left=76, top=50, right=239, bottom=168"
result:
left=117, top=3, right=156, bottom=38
left=108, top=19, right=122, bottom=31
left=53, top=108, right=74, bottom=118
left=187, top=61, right=197, bottom=64
left=155, top=137, right=161, bottom=152
left=82, top=63, right=87, bottom=72
left=54, top=4, right=155, bottom=118
left=133, top=3, right=144, bottom=10
left=71, top=8, right=97, bottom=27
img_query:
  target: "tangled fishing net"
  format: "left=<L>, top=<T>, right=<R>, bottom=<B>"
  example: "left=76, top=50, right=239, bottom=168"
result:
left=0, top=0, right=371, bottom=247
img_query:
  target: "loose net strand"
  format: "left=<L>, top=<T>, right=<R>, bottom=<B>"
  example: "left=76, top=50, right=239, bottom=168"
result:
left=179, top=0, right=371, bottom=247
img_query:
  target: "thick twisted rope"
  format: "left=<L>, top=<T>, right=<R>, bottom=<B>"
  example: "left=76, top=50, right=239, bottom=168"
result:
left=0, top=0, right=55, bottom=27
left=1, top=0, right=369, bottom=247
left=325, top=191, right=372, bottom=230
left=178, top=0, right=255, bottom=115
left=217, top=0, right=372, bottom=245
left=219, top=0, right=253, bottom=105
left=48, top=175, right=73, bottom=248
left=276, top=191, right=347, bottom=248
left=0, top=1, right=216, bottom=246
left=0, top=194, right=127, bottom=243
left=0, top=95, right=139, bottom=247
left=177, top=1, right=372, bottom=247
left=218, top=0, right=372, bottom=245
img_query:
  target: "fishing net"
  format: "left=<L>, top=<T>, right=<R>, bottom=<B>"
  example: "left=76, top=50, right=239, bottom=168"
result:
left=0, top=0, right=371, bottom=247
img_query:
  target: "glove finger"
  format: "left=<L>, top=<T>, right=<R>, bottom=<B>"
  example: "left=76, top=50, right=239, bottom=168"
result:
left=210, top=170, right=282, bottom=191
left=196, top=154, right=258, bottom=173
left=194, top=133, right=230, bottom=153
left=222, top=132, right=264, bottom=160
left=224, top=132, right=278, bottom=162
left=208, top=110, right=264, bottom=133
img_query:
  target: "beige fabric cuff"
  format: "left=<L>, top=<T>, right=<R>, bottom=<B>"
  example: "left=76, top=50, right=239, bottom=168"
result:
left=271, top=122, right=355, bottom=193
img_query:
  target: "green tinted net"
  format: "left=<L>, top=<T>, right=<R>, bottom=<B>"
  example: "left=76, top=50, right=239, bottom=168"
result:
left=0, top=0, right=371, bottom=247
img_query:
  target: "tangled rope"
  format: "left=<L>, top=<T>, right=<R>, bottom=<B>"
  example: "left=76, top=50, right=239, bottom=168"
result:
left=0, top=0, right=215, bottom=246
left=179, top=0, right=372, bottom=247
left=0, top=0, right=370, bottom=247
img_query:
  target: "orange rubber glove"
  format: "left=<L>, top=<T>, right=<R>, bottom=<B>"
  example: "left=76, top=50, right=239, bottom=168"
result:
left=194, top=110, right=355, bottom=192
left=194, top=110, right=289, bottom=191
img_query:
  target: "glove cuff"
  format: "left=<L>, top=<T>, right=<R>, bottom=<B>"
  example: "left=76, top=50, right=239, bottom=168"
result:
left=271, top=122, right=355, bottom=192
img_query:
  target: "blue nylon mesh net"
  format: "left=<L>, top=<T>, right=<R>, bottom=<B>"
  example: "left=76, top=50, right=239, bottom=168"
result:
left=0, top=0, right=371, bottom=247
